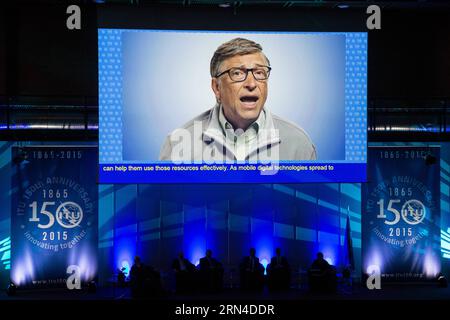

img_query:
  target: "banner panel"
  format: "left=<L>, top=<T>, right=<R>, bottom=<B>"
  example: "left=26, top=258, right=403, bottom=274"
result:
left=11, top=146, right=98, bottom=288
left=362, top=146, right=441, bottom=282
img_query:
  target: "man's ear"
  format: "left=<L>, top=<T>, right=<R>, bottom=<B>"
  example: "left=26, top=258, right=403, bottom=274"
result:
left=211, top=78, right=221, bottom=102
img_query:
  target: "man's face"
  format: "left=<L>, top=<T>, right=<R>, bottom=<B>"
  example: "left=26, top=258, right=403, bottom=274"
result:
left=212, top=52, right=269, bottom=130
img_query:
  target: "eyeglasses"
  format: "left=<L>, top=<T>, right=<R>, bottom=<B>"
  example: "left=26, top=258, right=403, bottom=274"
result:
left=216, top=66, right=272, bottom=82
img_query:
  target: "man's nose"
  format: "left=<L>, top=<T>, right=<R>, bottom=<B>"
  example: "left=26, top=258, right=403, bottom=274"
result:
left=243, top=71, right=257, bottom=90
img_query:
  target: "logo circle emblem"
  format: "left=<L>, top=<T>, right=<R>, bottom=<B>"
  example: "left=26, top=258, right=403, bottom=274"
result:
left=401, top=199, right=426, bottom=225
left=55, top=201, right=83, bottom=228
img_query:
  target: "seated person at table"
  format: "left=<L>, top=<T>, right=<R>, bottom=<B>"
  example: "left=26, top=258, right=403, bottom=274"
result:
left=308, top=252, right=337, bottom=293
left=198, top=249, right=224, bottom=292
left=172, top=252, right=196, bottom=293
left=130, top=256, right=163, bottom=298
left=130, top=256, right=146, bottom=298
left=143, top=264, right=164, bottom=297
left=239, top=248, right=265, bottom=291
left=267, top=248, right=291, bottom=291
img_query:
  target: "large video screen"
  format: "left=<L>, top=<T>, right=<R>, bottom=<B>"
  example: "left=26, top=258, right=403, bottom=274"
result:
left=98, top=29, right=367, bottom=183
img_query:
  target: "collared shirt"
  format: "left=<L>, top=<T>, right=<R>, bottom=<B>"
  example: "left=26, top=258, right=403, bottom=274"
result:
left=218, top=105, right=266, bottom=161
left=159, top=104, right=317, bottom=162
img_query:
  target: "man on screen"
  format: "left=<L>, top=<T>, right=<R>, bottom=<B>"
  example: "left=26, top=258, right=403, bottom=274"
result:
left=159, top=37, right=316, bottom=163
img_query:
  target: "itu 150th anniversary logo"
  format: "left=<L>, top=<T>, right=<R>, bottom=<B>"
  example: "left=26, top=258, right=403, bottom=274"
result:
left=15, top=176, right=94, bottom=252
left=365, top=175, right=436, bottom=248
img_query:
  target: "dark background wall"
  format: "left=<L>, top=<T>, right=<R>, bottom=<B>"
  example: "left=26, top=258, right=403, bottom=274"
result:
left=1, top=2, right=98, bottom=105
left=1, top=3, right=449, bottom=106
left=369, top=9, right=450, bottom=100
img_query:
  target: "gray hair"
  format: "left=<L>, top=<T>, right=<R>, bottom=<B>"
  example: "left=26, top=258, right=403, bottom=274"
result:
left=210, top=38, right=270, bottom=77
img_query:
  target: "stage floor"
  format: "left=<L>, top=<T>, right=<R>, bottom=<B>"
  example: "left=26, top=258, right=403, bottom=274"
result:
left=1, top=284, right=449, bottom=301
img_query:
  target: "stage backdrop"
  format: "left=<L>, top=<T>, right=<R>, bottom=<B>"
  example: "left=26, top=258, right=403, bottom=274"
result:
left=11, top=146, right=98, bottom=288
left=362, top=146, right=441, bottom=282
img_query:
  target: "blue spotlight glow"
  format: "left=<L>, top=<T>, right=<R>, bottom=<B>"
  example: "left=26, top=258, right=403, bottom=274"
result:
left=260, top=258, right=269, bottom=275
left=115, top=237, right=135, bottom=278
left=321, top=247, right=336, bottom=266
left=423, top=249, right=440, bottom=278
left=121, top=260, right=130, bottom=277
left=187, top=246, right=205, bottom=269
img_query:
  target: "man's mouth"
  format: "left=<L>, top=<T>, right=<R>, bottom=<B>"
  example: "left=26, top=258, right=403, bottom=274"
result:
left=240, top=96, right=259, bottom=108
